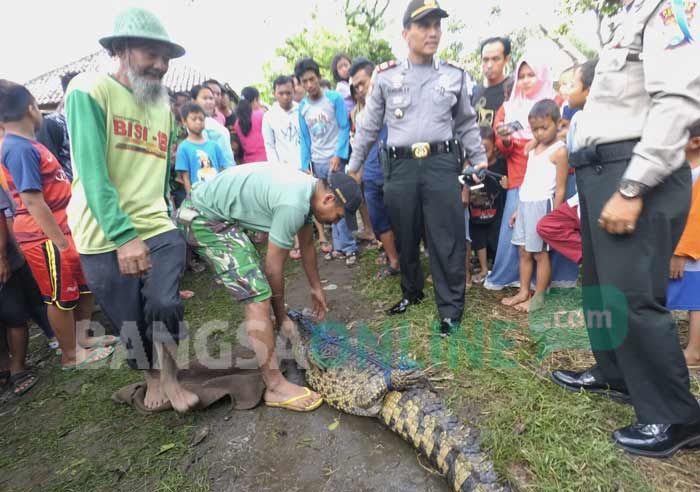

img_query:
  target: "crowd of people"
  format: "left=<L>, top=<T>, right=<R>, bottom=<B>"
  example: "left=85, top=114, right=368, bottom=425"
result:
left=1, top=0, right=699, bottom=461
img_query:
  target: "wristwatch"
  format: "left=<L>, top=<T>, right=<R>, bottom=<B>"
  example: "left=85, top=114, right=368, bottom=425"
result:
left=618, top=179, right=649, bottom=199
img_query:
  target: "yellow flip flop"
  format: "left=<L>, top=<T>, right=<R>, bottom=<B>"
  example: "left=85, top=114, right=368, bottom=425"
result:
left=265, top=387, right=323, bottom=412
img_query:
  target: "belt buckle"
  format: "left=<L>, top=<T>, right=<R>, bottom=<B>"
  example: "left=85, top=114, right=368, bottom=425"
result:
left=411, top=142, right=430, bottom=159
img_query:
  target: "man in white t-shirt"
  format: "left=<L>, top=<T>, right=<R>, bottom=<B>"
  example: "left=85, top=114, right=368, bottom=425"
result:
left=263, top=76, right=301, bottom=168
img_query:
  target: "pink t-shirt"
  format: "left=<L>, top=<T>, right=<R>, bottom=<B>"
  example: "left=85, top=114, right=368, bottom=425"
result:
left=234, top=109, right=268, bottom=164
left=212, top=109, right=226, bottom=126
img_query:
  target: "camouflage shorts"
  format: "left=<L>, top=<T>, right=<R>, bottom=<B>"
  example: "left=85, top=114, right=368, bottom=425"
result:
left=176, top=200, right=272, bottom=303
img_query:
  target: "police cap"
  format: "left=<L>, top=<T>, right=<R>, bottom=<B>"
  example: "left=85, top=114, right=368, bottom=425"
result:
left=402, top=0, right=449, bottom=28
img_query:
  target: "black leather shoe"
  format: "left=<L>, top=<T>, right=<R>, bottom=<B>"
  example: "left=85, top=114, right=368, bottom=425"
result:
left=550, top=369, right=631, bottom=403
left=387, top=294, right=423, bottom=316
left=613, top=420, right=700, bottom=458
left=439, top=318, right=459, bottom=337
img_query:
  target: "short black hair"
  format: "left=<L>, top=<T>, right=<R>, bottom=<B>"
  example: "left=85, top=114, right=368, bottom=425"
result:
left=203, top=79, right=222, bottom=90
left=480, top=37, right=511, bottom=58
left=273, top=75, right=294, bottom=91
left=529, top=99, right=561, bottom=122
left=190, top=84, right=213, bottom=100
left=319, top=79, right=332, bottom=89
left=0, top=80, right=35, bottom=123
left=349, top=57, right=375, bottom=79
left=294, top=58, right=321, bottom=80
left=60, top=71, right=80, bottom=93
left=690, top=120, right=700, bottom=138
left=173, top=91, right=190, bottom=100
left=479, top=125, right=495, bottom=143
left=576, top=58, right=599, bottom=90
left=180, top=102, right=205, bottom=120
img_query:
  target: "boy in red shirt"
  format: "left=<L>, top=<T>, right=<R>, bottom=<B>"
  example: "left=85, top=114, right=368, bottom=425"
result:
left=0, top=80, right=114, bottom=369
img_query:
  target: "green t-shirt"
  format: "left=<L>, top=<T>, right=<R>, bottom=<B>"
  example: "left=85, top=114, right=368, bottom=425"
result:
left=191, top=163, right=316, bottom=249
left=65, top=73, right=175, bottom=254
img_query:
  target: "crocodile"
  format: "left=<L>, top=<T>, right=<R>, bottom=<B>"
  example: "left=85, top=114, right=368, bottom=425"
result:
left=288, top=310, right=507, bottom=492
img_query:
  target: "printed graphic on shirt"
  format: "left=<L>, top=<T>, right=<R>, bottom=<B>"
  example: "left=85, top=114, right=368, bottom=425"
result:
left=659, top=0, right=696, bottom=49
left=112, top=116, right=169, bottom=159
left=308, top=112, right=331, bottom=139
left=474, top=96, right=495, bottom=128
left=196, top=150, right=217, bottom=182
left=281, top=121, right=301, bottom=145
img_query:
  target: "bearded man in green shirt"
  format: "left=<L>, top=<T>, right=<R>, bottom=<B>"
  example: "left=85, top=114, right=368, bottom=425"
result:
left=66, top=8, right=198, bottom=413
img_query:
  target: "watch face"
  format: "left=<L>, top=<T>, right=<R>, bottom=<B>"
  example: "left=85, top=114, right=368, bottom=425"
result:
left=620, top=182, right=640, bottom=198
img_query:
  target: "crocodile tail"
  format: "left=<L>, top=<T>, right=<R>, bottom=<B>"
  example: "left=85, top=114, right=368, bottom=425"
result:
left=379, top=389, right=505, bottom=492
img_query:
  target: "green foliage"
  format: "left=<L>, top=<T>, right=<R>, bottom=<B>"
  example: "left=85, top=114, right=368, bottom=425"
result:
left=261, top=0, right=395, bottom=104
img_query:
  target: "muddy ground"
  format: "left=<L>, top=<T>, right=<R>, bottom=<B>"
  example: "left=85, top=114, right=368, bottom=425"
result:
left=198, top=258, right=448, bottom=492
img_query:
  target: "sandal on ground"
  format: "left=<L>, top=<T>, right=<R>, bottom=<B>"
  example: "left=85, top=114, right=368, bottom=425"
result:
left=289, top=248, right=302, bottom=260
left=10, top=370, right=39, bottom=397
left=345, top=252, right=359, bottom=266
left=80, top=335, right=120, bottom=349
left=265, top=387, right=323, bottom=412
left=324, top=250, right=345, bottom=261
left=376, top=265, right=400, bottom=279
left=356, top=230, right=375, bottom=242
left=319, top=241, right=332, bottom=254
left=62, top=345, right=115, bottom=371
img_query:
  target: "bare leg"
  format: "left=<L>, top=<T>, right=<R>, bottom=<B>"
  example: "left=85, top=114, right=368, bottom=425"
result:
left=48, top=304, right=100, bottom=366
left=466, top=241, right=472, bottom=284
left=245, top=300, right=320, bottom=409
left=74, top=294, right=117, bottom=348
left=357, top=203, right=375, bottom=240
left=155, top=342, right=199, bottom=413
left=473, top=248, right=488, bottom=283
left=684, top=311, right=700, bottom=366
left=314, top=218, right=329, bottom=249
left=516, top=251, right=551, bottom=312
left=378, top=230, right=400, bottom=270
left=502, top=247, right=533, bottom=306
left=5, top=324, right=29, bottom=375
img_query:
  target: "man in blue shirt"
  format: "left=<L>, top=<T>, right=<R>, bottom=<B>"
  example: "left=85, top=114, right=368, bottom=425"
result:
left=297, top=58, right=358, bottom=265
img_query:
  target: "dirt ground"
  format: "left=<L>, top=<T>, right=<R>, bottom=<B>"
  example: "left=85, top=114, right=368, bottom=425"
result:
left=197, top=258, right=448, bottom=492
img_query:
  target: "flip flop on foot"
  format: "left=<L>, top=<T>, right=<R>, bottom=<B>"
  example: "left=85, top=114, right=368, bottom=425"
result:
left=80, top=335, right=120, bottom=349
left=10, top=370, right=39, bottom=397
left=62, top=346, right=115, bottom=371
left=265, top=387, right=323, bottom=412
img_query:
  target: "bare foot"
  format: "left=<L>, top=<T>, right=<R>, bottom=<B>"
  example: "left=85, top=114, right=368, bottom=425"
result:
left=265, top=379, right=321, bottom=410
left=144, top=371, right=169, bottom=410
left=502, top=291, right=530, bottom=306
left=162, top=379, right=200, bottom=413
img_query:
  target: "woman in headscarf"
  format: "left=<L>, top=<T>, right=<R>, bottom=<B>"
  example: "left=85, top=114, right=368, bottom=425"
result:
left=485, top=55, right=579, bottom=291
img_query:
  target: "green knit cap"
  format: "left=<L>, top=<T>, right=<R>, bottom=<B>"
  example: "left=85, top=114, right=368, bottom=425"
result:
left=99, top=8, right=185, bottom=58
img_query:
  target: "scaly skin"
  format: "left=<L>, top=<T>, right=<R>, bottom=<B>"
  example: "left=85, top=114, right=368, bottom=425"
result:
left=289, top=311, right=508, bottom=492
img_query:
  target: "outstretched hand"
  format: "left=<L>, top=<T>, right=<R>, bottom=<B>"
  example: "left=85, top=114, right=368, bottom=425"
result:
left=310, top=287, right=329, bottom=321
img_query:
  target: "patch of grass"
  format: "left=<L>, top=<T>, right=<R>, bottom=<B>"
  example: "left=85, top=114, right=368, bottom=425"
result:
left=0, top=270, right=243, bottom=492
left=356, top=249, right=700, bottom=492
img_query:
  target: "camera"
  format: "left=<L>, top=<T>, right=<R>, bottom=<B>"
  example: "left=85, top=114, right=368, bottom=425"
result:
left=459, top=165, right=504, bottom=188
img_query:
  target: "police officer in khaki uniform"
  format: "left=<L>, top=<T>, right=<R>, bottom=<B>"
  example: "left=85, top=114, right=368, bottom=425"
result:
left=551, top=0, right=700, bottom=457
left=348, top=0, right=487, bottom=335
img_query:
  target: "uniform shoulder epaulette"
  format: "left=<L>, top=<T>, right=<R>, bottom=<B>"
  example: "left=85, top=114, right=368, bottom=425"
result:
left=443, top=60, right=464, bottom=71
left=375, top=60, right=398, bottom=74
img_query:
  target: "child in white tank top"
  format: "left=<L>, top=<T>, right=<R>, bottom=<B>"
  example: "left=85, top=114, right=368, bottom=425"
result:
left=502, top=99, right=569, bottom=312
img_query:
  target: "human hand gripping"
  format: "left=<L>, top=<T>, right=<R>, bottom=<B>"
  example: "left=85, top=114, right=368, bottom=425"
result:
left=117, top=237, right=152, bottom=277
left=330, top=156, right=342, bottom=173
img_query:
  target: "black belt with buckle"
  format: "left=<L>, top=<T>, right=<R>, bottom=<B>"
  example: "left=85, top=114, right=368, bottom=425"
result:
left=388, top=139, right=459, bottom=160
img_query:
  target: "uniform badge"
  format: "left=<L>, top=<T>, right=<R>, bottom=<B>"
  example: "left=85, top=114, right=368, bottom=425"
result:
left=659, top=0, right=696, bottom=49
left=394, top=108, right=404, bottom=119
left=391, top=73, right=404, bottom=89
